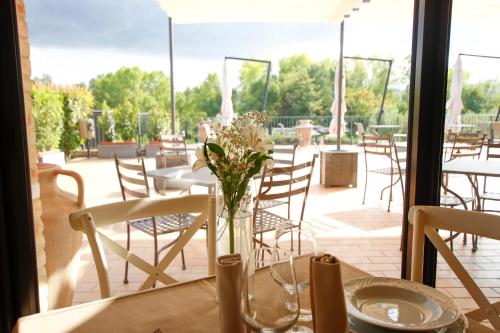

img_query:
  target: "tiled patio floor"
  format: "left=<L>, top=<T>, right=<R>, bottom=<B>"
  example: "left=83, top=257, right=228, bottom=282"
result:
left=57, top=145, right=500, bottom=316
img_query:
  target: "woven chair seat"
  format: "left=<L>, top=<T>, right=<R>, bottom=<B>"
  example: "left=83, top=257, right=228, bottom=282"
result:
left=257, top=199, right=288, bottom=210
left=370, top=167, right=406, bottom=176
left=480, top=191, right=500, bottom=201
left=254, top=210, right=299, bottom=234
left=440, top=195, right=473, bottom=207
left=129, top=214, right=196, bottom=236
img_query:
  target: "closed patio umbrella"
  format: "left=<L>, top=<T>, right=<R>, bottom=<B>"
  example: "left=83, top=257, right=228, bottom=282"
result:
left=220, top=60, right=234, bottom=125
left=329, top=64, right=347, bottom=137
left=445, top=57, right=464, bottom=131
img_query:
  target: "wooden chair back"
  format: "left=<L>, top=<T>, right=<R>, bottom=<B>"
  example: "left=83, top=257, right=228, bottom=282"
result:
left=448, top=133, right=485, bottom=160
left=409, top=206, right=500, bottom=329
left=491, top=122, right=500, bottom=139
left=159, top=134, right=189, bottom=166
left=361, top=133, right=393, bottom=158
left=114, top=156, right=149, bottom=200
left=272, top=144, right=298, bottom=167
left=354, top=123, right=365, bottom=141
left=254, top=154, right=317, bottom=222
left=69, top=195, right=216, bottom=299
left=486, top=139, right=500, bottom=160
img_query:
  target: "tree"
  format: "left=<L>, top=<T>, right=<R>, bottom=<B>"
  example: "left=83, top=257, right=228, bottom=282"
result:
left=32, top=84, right=64, bottom=151
left=90, top=67, right=172, bottom=141
left=277, top=55, right=317, bottom=117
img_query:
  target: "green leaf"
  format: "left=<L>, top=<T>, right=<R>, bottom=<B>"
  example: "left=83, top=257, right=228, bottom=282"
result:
left=207, top=143, right=225, bottom=157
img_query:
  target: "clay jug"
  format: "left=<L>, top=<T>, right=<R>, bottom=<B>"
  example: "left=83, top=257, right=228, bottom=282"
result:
left=38, top=163, right=84, bottom=310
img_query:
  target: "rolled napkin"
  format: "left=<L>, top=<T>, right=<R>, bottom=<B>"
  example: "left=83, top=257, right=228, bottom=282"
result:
left=216, top=254, right=244, bottom=333
left=310, top=254, right=348, bottom=333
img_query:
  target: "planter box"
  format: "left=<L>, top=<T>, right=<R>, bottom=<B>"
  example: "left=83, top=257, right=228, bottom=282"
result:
left=38, top=150, right=65, bottom=166
left=320, top=150, right=358, bottom=187
left=97, top=142, right=137, bottom=158
left=145, top=142, right=160, bottom=157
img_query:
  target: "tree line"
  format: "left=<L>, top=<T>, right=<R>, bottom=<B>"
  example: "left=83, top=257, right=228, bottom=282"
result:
left=32, top=54, right=500, bottom=156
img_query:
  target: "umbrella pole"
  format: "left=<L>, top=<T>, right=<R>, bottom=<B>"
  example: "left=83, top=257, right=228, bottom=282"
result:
left=337, top=21, right=344, bottom=151
left=168, top=17, right=176, bottom=134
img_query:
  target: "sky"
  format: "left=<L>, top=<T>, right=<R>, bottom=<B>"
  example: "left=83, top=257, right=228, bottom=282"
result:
left=25, top=0, right=500, bottom=91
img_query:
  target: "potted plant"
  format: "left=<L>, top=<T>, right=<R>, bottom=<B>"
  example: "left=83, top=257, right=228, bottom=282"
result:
left=97, top=102, right=138, bottom=158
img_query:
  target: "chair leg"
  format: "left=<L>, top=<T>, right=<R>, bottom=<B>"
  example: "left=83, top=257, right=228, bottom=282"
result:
left=449, top=231, right=454, bottom=251
left=363, top=170, right=368, bottom=205
left=180, top=230, right=187, bottom=271
left=153, top=227, right=158, bottom=288
left=124, top=223, right=131, bottom=284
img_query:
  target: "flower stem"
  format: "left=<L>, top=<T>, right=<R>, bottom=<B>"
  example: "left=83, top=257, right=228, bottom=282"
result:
left=228, top=210, right=235, bottom=254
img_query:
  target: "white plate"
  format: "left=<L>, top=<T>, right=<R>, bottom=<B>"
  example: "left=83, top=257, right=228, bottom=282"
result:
left=344, top=277, right=460, bottom=331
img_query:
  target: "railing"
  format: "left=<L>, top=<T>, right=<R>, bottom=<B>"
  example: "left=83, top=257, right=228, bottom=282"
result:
left=86, top=112, right=497, bottom=149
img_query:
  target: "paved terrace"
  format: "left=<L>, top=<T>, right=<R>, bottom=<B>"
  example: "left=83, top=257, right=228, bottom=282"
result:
left=54, top=145, right=500, bottom=315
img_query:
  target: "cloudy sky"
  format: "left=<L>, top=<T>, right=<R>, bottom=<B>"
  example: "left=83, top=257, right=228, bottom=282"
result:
left=25, top=0, right=499, bottom=90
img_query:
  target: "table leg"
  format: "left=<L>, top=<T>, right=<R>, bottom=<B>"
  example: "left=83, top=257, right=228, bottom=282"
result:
left=466, top=174, right=480, bottom=252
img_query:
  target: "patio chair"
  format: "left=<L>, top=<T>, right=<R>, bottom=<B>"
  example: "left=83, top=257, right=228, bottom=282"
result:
left=447, top=132, right=485, bottom=161
left=354, top=122, right=365, bottom=144
left=114, top=156, right=196, bottom=283
left=410, top=206, right=500, bottom=330
left=480, top=139, right=500, bottom=212
left=155, top=134, right=192, bottom=193
left=255, top=144, right=298, bottom=219
left=158, top=134, right=190, bottom=167
left=361, top=134, right=404, bottom=212
left=253, top=154, right=317, bottom=250
left=69, top=195, right=215, bottom=299
left=442, top=132, right=485, bottom=209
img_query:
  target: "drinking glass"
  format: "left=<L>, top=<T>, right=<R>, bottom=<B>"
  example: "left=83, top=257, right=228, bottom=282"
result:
left=275, top=222, right=320, bottom=332
left=241, top=248, right=300, bottom=333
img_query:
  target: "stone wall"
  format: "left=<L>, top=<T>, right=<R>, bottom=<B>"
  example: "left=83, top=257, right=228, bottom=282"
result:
left=16, top=0, right=48, bottom=312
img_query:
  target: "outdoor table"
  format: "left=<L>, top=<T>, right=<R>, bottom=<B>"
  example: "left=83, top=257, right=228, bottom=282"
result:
left=147, top=165, right=216, bottom=194
left=12, top=261, right=492, bottom=333
left=442, top=159, right=500, bottom=210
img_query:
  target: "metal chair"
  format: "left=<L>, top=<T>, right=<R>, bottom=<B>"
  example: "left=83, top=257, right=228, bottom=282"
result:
left=69, top=195, right=215, bottom=298
left=253, top=154, right=317, bottom=249
left=114, top=156, right=195, bottom=283
left=480, top=139, right=500, bottom=212
left=361, top=134, right=404, bottom=212
left=410, top=206, right=500, bottom=330
left=154, top=134, right=192, bottom=193
left=255, top=144, right=298, bottom=219
left=447, top=132, right=485, bottom=161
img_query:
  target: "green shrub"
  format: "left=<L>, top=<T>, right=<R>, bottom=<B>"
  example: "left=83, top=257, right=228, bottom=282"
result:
left=98, top=102, right=114, bottom=142
left=146, top=106, right=170, bottom=141
left=59, top=86, right=94, bottom=158
left=113, top=100, right=138, bottom=142
left=32, top=84, right=64, bottom=151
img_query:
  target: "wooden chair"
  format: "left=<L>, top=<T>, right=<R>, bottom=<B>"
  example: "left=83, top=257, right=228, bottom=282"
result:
left=69, top=195, right=216, bottom=299
left=255, top=144, right=298, bottom=219
left=480, top=140, right=500, bottom=212
left=409, top=206, right=500, bottom=330
left=114, top=156, right=196, bottom=283
left=447, top=132, right=485, bottom=161
left=361, top=134, right=404, bottom=212
left=158, top=134, right=190, bottom=167
left=253, top=154, right=317, bottom=249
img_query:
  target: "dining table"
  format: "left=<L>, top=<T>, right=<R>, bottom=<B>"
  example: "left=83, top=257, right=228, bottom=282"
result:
left=147, top=165, right=217, bottom=194
left=442, top=159, right=500, bottom=211
left=12, top=261, right=493, bottom=333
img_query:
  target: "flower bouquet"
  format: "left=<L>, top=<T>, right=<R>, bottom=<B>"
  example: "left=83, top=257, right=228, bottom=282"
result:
left=193, top=111, right=273, bottom=254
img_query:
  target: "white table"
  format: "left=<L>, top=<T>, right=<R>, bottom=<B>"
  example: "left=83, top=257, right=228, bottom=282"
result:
left=442, top=159, right=500, bottom=215
left=147, top=166, right=217, bottom=193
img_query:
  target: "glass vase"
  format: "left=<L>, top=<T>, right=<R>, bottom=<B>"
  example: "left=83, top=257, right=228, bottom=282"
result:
left=215, top=180, right=254, bottom=264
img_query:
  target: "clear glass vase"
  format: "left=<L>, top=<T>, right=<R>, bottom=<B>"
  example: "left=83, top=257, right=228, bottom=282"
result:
left=215, top=180, right=254, bottom=263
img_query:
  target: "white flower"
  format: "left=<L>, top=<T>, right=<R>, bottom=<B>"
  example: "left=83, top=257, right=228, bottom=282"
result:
left=192, top=147, right=207, bottom=171
left=242, top=126, right=269, bottom=154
